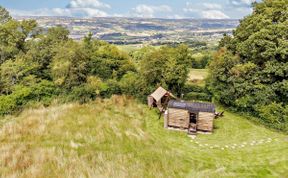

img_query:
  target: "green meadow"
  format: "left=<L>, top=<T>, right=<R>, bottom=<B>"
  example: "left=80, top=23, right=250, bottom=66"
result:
left=0, top=96, right=287, bottom=178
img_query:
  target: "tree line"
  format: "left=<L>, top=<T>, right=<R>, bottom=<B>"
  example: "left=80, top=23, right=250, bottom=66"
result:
left=0, top=7, right=196, bottom=115
left=208, top=0, right=288, bottom=132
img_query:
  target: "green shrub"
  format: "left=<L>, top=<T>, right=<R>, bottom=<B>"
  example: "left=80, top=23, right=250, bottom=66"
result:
left=0, top=86, right=32, bottom=115
left=182, top=83, right=212, bottom=101
left=105, top=79, right=122, bottom=97
left=86, top=76, right=109, bottom=97
left=183, top=83, right=205, bottom=93
left=30, top=80, right=59, bottom=105
left=184, top=92, right=212, bottom=102
left=257, top=103, right=288, bottom=131
left=119, top=72, right=140, bottom=96
left=69, top=85, right=97, bottom=104
left=11, top=86, right=33, bottom=105
left=0, top=95, right=17, bottom=115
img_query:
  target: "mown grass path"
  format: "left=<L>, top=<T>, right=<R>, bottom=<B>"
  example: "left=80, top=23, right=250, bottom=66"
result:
left=0, top=96, right=287, bottom=177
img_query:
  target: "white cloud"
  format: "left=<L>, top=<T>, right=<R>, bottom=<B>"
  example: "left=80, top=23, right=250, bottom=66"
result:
left=67, top=0, right=110, bottom=9
left=9, top=8, right=68, bottom=17
left=132, top=4, right=172, bottom=18
left=167, top=14, right=186, bottom=19
left=184, top=2, right=229, bottom=19
left=10, top=8, right=108, bottom=17
left=229, top=0, right=256, bottom=7
left=201, top=10, right=230, bottom=19
left=183, top=2, right=197, bottom=13
left=10, top=0, right=109, bottom=17
left=76, top=8, right=107, bottom=17
left=184, top=2, right=222, bottom=12
left=203, top=3, right=222, bottom=10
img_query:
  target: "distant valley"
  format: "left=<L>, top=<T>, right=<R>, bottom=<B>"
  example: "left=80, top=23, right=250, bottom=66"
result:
left=15, top=16, right=239, bottom=47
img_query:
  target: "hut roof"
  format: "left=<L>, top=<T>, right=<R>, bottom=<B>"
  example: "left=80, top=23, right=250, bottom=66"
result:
left=168, top=100, right=215, bottom=113
left=150, top=87, right=169, bottom=102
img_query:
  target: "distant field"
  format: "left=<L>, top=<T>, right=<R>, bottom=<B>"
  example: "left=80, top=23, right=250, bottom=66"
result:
left=117, top=44, right=162, bottom=53
left=116, top=44, right=143, bottom=52
left=188, top=69, right=209, bottom=86
left=0, top=96, right=287, bottom=177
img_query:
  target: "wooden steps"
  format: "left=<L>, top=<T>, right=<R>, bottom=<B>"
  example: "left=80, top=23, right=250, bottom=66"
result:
left=188, top=124, right=197, bottom=135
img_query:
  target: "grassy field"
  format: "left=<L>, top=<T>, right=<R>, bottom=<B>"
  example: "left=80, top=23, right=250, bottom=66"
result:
left=188, top=69, right=209, bottom=86
left=0, top=95, right=287, bottom=177
left=116, top=45, right=143, bottom=52
left=116, top=44, right=162, bottom=53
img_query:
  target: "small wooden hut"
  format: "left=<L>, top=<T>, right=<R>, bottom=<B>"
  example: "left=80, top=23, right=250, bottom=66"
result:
left=165, top=100, right=215, bottom=134
left=148, top=87, right=175, bottom=111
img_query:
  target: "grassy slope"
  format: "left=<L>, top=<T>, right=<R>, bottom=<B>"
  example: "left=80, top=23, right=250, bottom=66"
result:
left=0, top=96, right=287, bottom=178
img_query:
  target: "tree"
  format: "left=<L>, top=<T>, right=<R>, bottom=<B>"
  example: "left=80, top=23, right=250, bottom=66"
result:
left=0, top=55, right=39, bottom=94
left=0, top=6, right=11, bottom=24
left=51, top=40, right=88, bottom=89
left=23, top=26, right=70, bottom=79
left=208, top=0, right=288, bottom=131
left=87, top=40, right=135, bottom=80
left=46, top=26, right=70, bottom=43
left=0, top=19, right=38, bottom=64
left=139, top=45, right=190, bottom=95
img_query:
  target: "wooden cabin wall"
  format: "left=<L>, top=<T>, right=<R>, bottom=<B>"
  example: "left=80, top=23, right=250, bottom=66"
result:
left=197, top=112, right=214, bottom=132
left=147, top=96, right=154, bottom=107
left=168, top=108, right=189, bottom=129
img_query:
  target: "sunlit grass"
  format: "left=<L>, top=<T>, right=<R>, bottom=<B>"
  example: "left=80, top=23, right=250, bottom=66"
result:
left=0, top=95, right=287, bottom=177
left=188, top=69, right=209, bottom=86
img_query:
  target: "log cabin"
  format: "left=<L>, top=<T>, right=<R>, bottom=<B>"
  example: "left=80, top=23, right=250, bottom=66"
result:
left=164, top=100, right=215, bottom=134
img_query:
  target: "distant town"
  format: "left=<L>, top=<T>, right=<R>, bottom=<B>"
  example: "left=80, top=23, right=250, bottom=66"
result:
left=15, top=16, right=239, bottom=47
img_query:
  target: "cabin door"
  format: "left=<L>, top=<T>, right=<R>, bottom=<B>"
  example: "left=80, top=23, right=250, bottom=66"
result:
left=189, top=113, right=197, bottom=131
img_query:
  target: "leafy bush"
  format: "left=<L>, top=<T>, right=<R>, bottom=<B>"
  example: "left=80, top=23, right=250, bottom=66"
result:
left=69, top=85, right=97, bottom=104
left=183, top=83, right=205, bottom=93
left=0, top=95, right=17, bottom=115
left=184, top=92, right=212, bottom=102
left=105, top=79, right=122, bottom=97
left=86, top=76, right=109, bottom=96
left=30, top=80, right=59, bottom=105
left=182, top=83, right=212, bottom=101
left=119, top=72, right=140, bottom=96
left=257, top=103, right=288, bottom=131
left=191, top=54, right=212, bottom=69
left=0, top=86, right=32, bottom=115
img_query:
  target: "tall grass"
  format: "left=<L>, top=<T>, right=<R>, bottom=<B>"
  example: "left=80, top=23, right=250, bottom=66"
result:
left=0, top=96, right=287, bottom=177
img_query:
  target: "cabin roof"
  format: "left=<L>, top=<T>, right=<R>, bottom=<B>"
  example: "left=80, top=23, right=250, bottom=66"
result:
left=168, top=100, right=215, bottom=113
left=150, top=87, right=168, bottom=102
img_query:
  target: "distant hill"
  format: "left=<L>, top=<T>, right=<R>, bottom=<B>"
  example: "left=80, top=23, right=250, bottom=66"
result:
left=15, top=16, right=239, bottom=44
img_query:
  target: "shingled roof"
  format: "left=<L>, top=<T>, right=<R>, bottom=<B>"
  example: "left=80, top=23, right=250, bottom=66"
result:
left=168, top=100, right=215, bottom=113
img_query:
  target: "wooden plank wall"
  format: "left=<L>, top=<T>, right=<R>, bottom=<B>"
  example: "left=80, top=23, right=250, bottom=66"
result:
left=168, top=108, right=189, bottom=129
left=197, top=112, right=214, bottom=132
left=147, top=96, right=154, bottom=107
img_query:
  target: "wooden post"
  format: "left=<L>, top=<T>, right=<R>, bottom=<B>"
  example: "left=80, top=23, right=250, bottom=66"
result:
left=164, top=110, right=168, bottom=128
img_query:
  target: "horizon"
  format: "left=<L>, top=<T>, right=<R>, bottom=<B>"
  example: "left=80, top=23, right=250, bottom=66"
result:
left=13, top=15, right=241, bottom=21
left=1, top=0, right=260, bottom=20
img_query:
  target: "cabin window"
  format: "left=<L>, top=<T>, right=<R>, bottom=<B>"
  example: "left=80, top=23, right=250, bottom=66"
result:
left=190, top=113, right=197, bottom=124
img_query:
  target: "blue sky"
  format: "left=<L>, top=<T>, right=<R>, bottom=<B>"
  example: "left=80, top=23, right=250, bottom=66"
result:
left=0, top=0, right=259, bottom=19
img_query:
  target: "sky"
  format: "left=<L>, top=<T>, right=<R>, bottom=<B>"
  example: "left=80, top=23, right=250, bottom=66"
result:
left=0, top=0, right=259, bottom=19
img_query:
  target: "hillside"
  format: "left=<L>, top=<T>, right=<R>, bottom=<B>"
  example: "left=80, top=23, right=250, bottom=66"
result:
left=0, top=96, right=287, bottom=177
left=14, top=16, right=238, bottom=45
